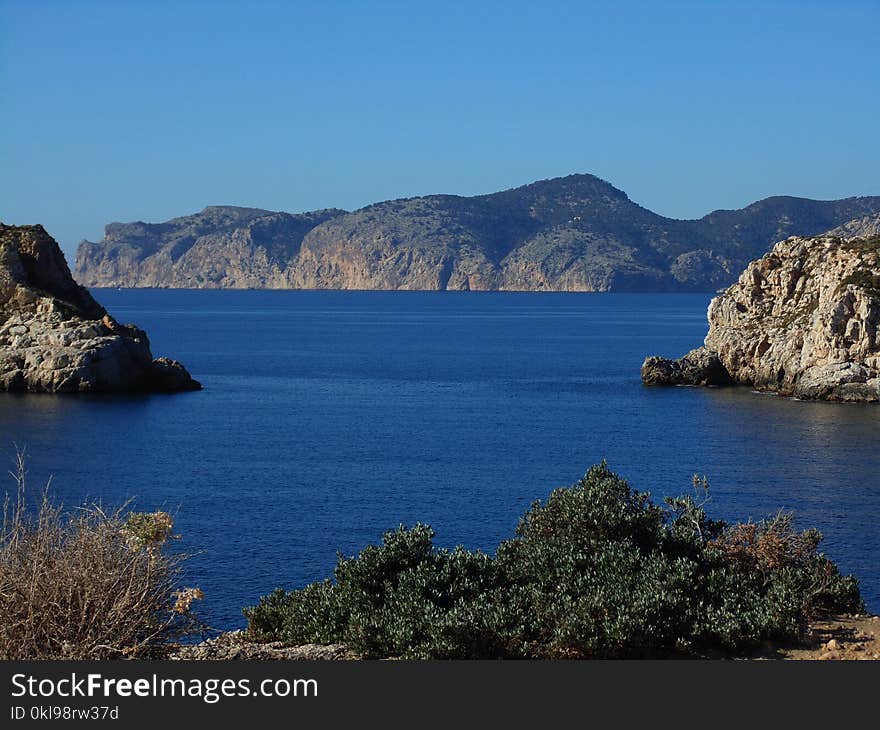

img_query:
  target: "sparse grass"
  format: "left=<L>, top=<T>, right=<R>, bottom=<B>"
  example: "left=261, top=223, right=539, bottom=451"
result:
left=0, top=449, right=202, bottom=659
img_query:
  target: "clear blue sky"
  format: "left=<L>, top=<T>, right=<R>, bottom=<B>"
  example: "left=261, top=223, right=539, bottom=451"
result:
left=2, top=0, right=878, bottom=260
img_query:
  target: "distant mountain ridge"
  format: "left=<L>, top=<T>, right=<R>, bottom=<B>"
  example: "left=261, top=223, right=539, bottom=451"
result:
left=825, top=213, right=880, bottom=240
left=74, top=174, right=880, bottom=292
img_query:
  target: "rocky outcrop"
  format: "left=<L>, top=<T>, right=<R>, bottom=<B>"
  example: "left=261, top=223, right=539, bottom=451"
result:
left=0, top=223, right=200, bottom=393
left=641, top=230, right=880, bottom=401
left=640, top=347, right=732, bottom=387
left=74, top=175, right=880, bottom=292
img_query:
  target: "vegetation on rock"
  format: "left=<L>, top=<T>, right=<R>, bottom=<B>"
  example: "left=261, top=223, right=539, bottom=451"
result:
left=74, top=175, right=880, bottom=292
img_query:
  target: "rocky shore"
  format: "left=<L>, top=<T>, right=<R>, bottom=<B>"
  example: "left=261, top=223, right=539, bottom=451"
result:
left=0, top=223, right=200, bottom=393
left=642, top=231, right=880, bottom=402
left=171, top=614, right=880, bottom=660
left=171, top=632, right=356, bottom=661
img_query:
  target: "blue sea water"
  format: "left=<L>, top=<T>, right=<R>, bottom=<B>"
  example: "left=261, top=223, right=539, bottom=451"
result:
left=1, top=290, right=878, bottom=627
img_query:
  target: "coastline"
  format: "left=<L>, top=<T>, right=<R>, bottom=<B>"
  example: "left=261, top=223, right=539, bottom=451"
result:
left=170, top=613, right=880, bottom=661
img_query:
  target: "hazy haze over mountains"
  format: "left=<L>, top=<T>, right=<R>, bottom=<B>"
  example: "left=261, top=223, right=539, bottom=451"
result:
left=74, top=174, right=880, bottom=292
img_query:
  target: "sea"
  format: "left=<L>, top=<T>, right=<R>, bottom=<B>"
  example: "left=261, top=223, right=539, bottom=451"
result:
left=1, top=290, right=878, bottom=628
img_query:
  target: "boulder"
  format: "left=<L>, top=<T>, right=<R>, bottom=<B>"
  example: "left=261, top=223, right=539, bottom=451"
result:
left=640, top=347, right=732, bottom=387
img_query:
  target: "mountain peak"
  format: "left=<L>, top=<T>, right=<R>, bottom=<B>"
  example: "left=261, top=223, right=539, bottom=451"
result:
left=501, top=172, right=629, bottom=200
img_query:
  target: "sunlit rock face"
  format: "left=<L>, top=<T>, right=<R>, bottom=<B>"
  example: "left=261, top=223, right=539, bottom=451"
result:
left=642, top=231, right=880, bottom=402
left=0, top=223, right=200, bottom=393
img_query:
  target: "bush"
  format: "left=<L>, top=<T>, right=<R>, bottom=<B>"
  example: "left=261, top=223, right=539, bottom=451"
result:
left=245, top=463, right=863, bottom=658
left=0, top=452, right=202, bottom=659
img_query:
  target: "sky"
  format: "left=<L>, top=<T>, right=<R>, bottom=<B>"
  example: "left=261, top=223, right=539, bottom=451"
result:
left=1, top=0, right=879, bottom=260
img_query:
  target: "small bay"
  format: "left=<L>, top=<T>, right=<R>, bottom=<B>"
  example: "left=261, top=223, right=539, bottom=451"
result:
left=1, top=289, right=877, bottom=628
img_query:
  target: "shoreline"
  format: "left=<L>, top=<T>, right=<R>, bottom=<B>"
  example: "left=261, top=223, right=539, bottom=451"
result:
left=170, top=613, right=880, bottom=661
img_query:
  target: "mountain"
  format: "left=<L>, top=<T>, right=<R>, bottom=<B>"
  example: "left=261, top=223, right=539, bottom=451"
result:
left=74, top=175, right=880, bottom=292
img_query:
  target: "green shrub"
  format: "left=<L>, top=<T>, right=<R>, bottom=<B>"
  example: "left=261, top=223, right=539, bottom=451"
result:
left=244, top=463, right=863, bottom=658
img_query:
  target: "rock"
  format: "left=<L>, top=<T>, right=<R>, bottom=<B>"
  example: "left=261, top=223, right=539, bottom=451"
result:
left=824, top=639, right=841, bottom=651
left=170, top=631, right=356, bottom=661
left=0, top=223, right=200, bottom=394
left=640, top=347, right=732, bottom=386
left=642, top=230, right=880, bottom=402
left=148, top=357, right=201, bottom=393
left=826, top=213, right=880, bottom=240
left=75, top=206, right=346, bottom=290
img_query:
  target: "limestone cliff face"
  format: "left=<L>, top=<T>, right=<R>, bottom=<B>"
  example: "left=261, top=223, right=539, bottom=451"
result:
left=0, top=223, right=200, bottom=393
left=703, top=234, right=880, bottom=400
left=75, top=207, right=345, bottom=288
left=826, top=213, right=880, bottom=240
left=74, top=175, right=880, bottom=292
left=642, top=230, right=880, bottom=401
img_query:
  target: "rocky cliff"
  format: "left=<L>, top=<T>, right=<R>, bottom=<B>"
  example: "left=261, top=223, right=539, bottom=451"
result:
left=74, top=175, right=880, bottom=292
left=75, top=206, right=345, bottom=289
left=642, top=228, right=880, bottom=401
left=0, top=223, right=200, bottom=393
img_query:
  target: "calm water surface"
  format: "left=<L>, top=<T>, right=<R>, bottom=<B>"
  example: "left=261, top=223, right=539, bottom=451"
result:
left=1, top=290, right=878, bottom=627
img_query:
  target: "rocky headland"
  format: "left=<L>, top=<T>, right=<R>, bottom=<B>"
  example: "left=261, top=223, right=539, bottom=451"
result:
left=74, top=174, right=880, bottom=292
left=642, top=229, right=880, bottom=401
left=0, top=223, right=200, bottom=393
